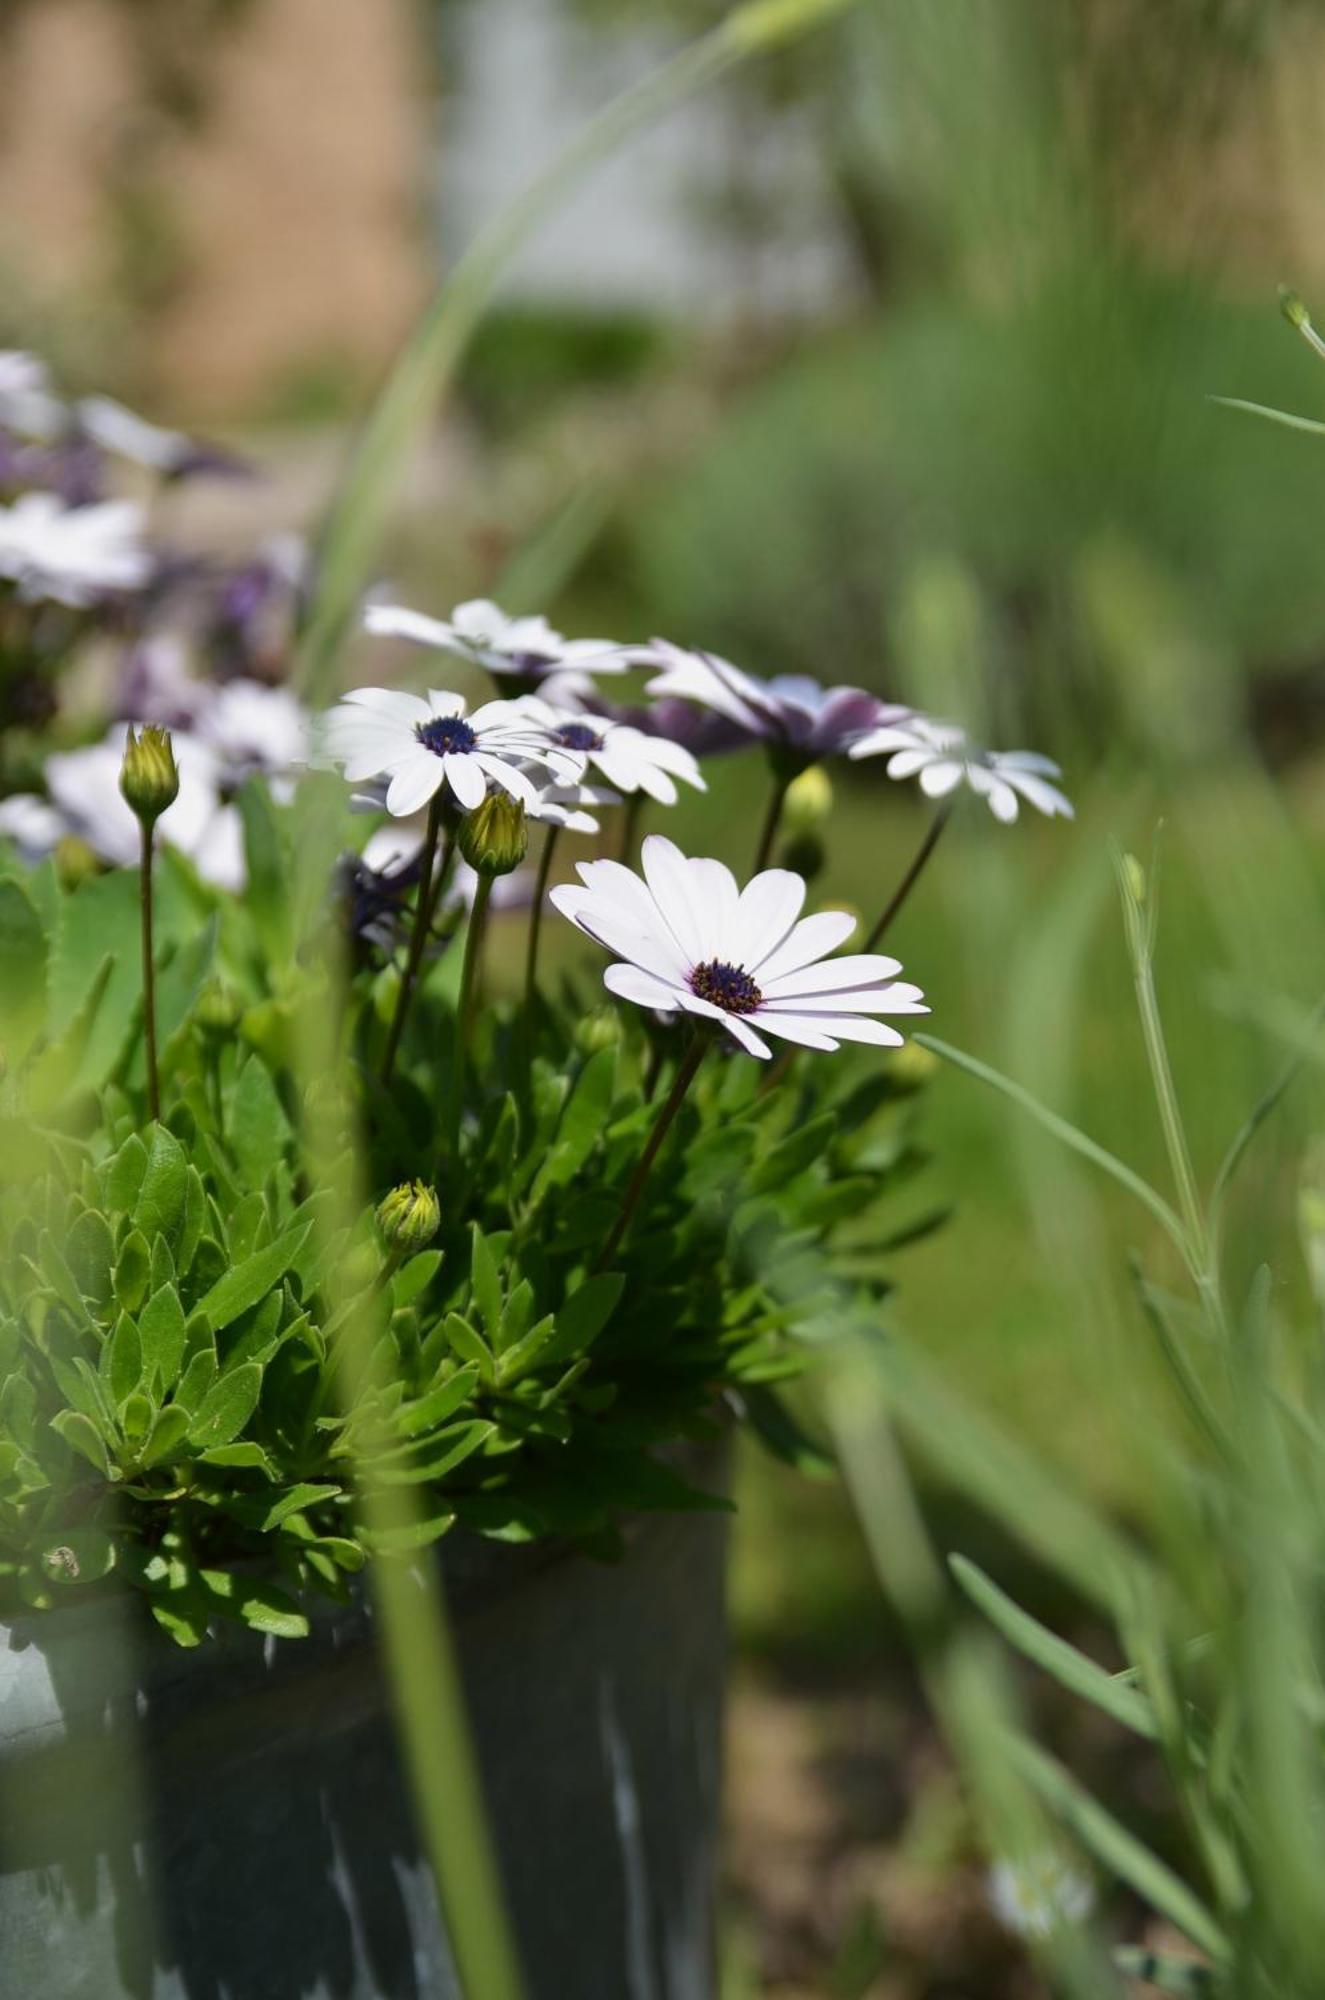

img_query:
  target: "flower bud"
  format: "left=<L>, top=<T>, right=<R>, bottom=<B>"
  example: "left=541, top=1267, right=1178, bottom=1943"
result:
left=119, top=726, right=179, bottom=825
left=195, top=979, right=242, bottom=1039
left=1280, top=285, right=1310, bottom=331
left=778, top=831, right=825, bottom=883
left=576, top=1005, right=621, bottom=1055
left=782, top=765, right=833, bottom=838
left=458, top=791, right=528, bottom=878
left=889, top=1039, right=940, bottom=1088
left=376, top=1180, right=441, bottom=1255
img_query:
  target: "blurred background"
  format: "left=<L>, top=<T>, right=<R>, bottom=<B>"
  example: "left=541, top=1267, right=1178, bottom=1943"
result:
left=8, top=0, right=1325, bottom=1991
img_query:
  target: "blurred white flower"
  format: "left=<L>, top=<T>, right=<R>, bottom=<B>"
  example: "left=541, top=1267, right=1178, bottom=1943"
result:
left=0, top=352, right=64, bottom=441
left=849, top=715, right=1073, bottom=823
left=194, top=677, right=309, bottom=790
left=318, top=685, right=583, bottom=816
left=5, top=729, right=244, bottom=889
left=551, top=832, right=927, bottom=1060
left=76, top=395, right=245, bottom=481
left=0, top=493, right=150, bottom=606
left=364, top=597, right=630, bottom=685
left=518, top=696, right=705, bottom=805
left=987, top=1854, right=1095, bottom=1939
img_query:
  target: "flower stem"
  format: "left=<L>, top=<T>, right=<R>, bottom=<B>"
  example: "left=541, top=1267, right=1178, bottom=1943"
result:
left=450, top=875, right=494, bottom=1155
left=752, top=769, right=792, bottom=873
left=380, top=797, right=447, bottom=1085
left=523, top=825, right=560, bottom=1008
left=617, top=793, right=643, bottom=864
left=862, top=806, right=951, bottom=954
left=599, top=1031, right=708, bottom=1268
left=139, top=818, right=160, bottom=1124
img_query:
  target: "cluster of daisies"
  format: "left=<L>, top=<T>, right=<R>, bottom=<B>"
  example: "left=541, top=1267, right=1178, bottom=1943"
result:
left=0, top=350, right=310, bottom=887
left=317, top=593, right=1073, bottom=1060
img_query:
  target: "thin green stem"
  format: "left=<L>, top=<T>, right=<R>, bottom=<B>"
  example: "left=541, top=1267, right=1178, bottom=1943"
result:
left=523, top=825, right=559, bottom=1008
left=380, top=798, right=447, bottom=1086
left=450, top=875, right=494, bottom=1158
left=752, top=769, right=792, bottom=873
left=598, top=1032, right=708, bottom=1268
left=139, top=819, right=160, bottom=1123
left=617, top=794, right=643, bottom=864
left=863, top=807, right=951, bottom=954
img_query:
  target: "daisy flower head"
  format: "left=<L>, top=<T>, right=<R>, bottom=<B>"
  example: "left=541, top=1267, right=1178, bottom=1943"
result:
left=518, top=696, right=706, bottom=805
left=551, top=834, right=928, bottom=1060
left=363, top=597, right=631, bottom=690
left=849, top=715, right=1072, bottom=824
left=0, top=493, right=151, bottom=607
left=317, top=686, right=585, bottom=817
left=642, top=639, right=902, bottom=764
left=987, top=1854, right=1094, bottom=1939
left=75, top=396, right=249, bottom=483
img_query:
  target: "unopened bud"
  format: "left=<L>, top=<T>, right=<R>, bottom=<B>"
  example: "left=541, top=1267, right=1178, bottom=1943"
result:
left=779, top=831, right=825, bottom=882
left=376, top=1180, right=441, bottom=1255
left=576, top=1006, right=621, bottom=1055
left=458, top=791, right=527, bottom=878
left=890, top=1039, right=940, bottom=1088
left=195, top=979, right=242, bottom=1039
left=119, top=726, right=179, bottom=825
left=1280, top=285, right=1310, bottom=331
left=782, top=766, right=833, bottom=839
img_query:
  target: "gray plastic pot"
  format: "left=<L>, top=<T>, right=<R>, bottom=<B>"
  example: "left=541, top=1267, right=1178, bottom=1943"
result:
left=0, top=1444, right=729, bottom=2000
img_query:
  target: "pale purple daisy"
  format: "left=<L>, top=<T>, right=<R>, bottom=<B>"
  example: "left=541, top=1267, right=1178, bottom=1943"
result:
left=551, top=833, right=928, bottom=1060
left=0, top=493, right=151, bottom=606
left=848, top=715, right=1072, bottom=823
left=318, top=686, right=584, bottom=816
left=363, top=597, right=630, bottom=688
left=641, top=639, right=902, bottom=762
left=517, top=696, right=705, bottom=805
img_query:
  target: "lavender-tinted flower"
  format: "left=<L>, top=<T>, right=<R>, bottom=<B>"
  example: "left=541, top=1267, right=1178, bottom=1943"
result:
left=338, top=843, right=425, bottom=970
left=208, top=534, right=309, bottom=681
left=640, top=639, right=905, bottom=765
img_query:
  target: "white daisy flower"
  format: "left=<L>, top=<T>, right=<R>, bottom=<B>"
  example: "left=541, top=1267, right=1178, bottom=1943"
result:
left=318, top=686, right=584, bottom=817
left=75, top=395, right=244, bottom=480
left=364, top=597, right=630, bottom=686
left=550, top=833, right=928, bottom=1060
left=517, top=696, right=705, bottom=805
left=193, top=677, right=309, bottom=790
left=0, top=351, right=65, bottom=441
left=0, top=493, right=151, bottom=606
left=0, top=792, right=67, bottom=861
left=987, top=1855, right=1095, bottom=1939
left=849, top=715, right=1072, bottom=824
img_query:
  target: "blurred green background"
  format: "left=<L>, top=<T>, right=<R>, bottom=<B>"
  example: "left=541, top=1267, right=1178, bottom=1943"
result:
left=9, top=0, right=1325, bottom=1988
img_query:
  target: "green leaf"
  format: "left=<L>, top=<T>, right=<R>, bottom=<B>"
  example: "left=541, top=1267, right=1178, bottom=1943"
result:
left=120, top=1391, right=155, bottom=1444
left=950, top=1556, right=1159, bottom=1740
left=0, top=878, right=48, bottom=1058
left=138, top=1284, right=188, bottom=1392
left=48, top=871, right=141, bottom=1085
left=139, top=1405, right=191, bottom=1468
left=443, top=1312, right=495, bottom=1381
left=392, top=1250, right=443, bottom=1309
left=199, top=1442, right=276, bottom=1474
left=532, top=1046, right=614, bottom=1193
left=173, top=1347, right=218, bottom=1418
left=187, top=1364, right=262, bottom=1449
left=739, top=1384, right=835, bottom=1477
left=229, top=1054, right=291, bottom=1190
left=749, top=1112, right=836, bottom=1194
left=102, top=1312, right=143, bottom=1408
left=39, top=1526, right=115, bottom=1587
left=469, top=1225, right=503, bottom=1342
left=103, top=1132, right=149, bottom=1213
left=113, top=1229, right=152, bottom=1315
left=195, top=1223, right=311, bottom=1335
left=371, top=1419, right=496, bottom=1484
left=65, top=1209, right=115, bottom=1307
left=133, top=1126, right=189, bottom=1249
left=236, top=778, right=291, bottom=964
left=552, top=1271, right=624, bottom=1359
left=197, top=1568, right=309, bottom=1640
left=395, top=1364, right=480, bottom=1439
left=50, top=1410, right=112, bottom=1476
left=226, top=1483, right=342, bottom=1532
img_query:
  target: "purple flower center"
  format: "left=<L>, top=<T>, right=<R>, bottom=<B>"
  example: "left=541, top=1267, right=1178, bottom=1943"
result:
left=689, top=959, right=762, bottom=1015
left=556, top=721, right=603, bottom=753
left=416, top=715, right=477, bottom=758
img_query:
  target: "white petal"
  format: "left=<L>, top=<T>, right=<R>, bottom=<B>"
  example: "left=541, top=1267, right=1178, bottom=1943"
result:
left=683, top=855, right=740, bottom=961
left=753, top=908, right=857, bottom=984
left=364, top=604, right=458, bottom=651
left=339, top=686, right=434, bottom=726
left=425, top=689, right=468, bottom=719
left=475, top=755, right=538, bottom=806
left=919, top=759, right=965, bottom=798
left=717, top=1013, right=772, bottom=1059
left=737, top=870, right=807, bottom=970
left=385, top=753, right=444, bottom=817
left=761, top=952, right=903, bottom=999
left=603, top=963, right=683, bottom=1012
left=848, top=725, right=922, bottom=761
left=1003, top=770, right=1073, bottom=819
left=756, top=1010, right=905, bottom=1048
left=762, top=985, right=928, bottom=1015
left=641, top=834, right=706, bottom=963
left=444, top=753, right=486, bottom=810
left=551, top=891, right=690, bottom=985
left=749, top=1011, right=840, bottom=1051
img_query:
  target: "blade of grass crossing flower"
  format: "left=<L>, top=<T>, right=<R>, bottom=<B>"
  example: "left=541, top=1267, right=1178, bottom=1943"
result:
left=1008, top=1738, right=1228, bottom=1964
left=294, top=0, right=862, bottom=706
left=915, top=1034, right=1190, bottom=1259
left=1208, top=394, right=1325, bottom=437
left=948, top=1556, right=1160, bottom=1740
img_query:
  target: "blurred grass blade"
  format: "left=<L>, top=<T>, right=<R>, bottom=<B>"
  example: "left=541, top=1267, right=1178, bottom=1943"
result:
left=1009, top=1738, right=1228, bottom=1963
left=295, top=0, right=861, bottom=705
left=866, top=1335, right=1139, bottom=1611
left=1209, top=993, right=1325, bottom=1238
left=949, top=1555, right=1160, bottom=1740
left=1129, top=1262, right=1232, bottom=1463
left=917, top=1033, right=1190, bottom=1258
left=1208, top=395, right=1325, bottom=437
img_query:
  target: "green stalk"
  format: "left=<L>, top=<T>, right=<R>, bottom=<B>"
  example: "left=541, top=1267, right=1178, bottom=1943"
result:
left=752, top=768, right=792, bottom=873
left=139, top=818, right=160, bottom=1123
left=294, top=0, right=862, bottom=710
left=863, top=806, right=951, bottom=953
left=598, top=1032, right=708, bottom=1268
left=523, top=826, right=559, bottom=1008
left=380, top=800, right=451, bottom=1085
left=450, top=876, right=494, bottom=1157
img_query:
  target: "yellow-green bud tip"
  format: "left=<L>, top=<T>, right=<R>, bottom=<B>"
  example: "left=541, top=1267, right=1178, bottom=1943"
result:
left=195, top=979, right=243, bottom=1038
left=782, top=765, right=833, bottom=839
left=376, top=1180, right=441, bottom=1254
left=457, top=791, right=528, bottom=878
left=1280, top=285, right=1310, bottom=330
left=119, top=726, right=179, bottom=824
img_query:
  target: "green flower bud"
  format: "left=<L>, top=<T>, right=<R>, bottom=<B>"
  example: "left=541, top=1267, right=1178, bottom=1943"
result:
left=54, top=835, right=100, bottom=891
left=195, top=979, right=243, bottom=1039
left=457, top=791, right=528, bottom=878
left=782, top=765, right=833, bottom=838
left=1280, top=284, right=1310, bottom=331
left=576, top=1005, right=621, bottom=1055
left=119, top=726, right=179, bottom=825
left=778, top=831, right=825, bottom=883
left=889, top=1039, right=940, bottom=1089
left=376, top=1180, right=441, bottom=1255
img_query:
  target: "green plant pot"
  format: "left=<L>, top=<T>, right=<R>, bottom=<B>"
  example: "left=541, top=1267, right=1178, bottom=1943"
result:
left=0, top=1443, right=730, bottom=1999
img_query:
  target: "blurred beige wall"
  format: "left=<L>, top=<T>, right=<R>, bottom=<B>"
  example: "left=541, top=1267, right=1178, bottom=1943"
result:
left=0, top=0, right=431, bottom=417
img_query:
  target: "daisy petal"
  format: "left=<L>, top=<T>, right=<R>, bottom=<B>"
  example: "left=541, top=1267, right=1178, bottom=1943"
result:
left=603, top=963, right=684, bottom=1012
left=444, top=753, right=486, bottom=810
left=749, top=1012, right=840, bottom=1051
left=717, top=1013, right=772, bottom=1059
left=760, top=951, right=901, bottom=999
left=757, top=1010, right=904, bottom=1048
left=641, top=834, right=706, bottom=962
left=754, top=908, right=857, bottom=984
left=385, top=752, right=445, bottom=817
left=919, top=759, right=965, bottom=798
left=736, top=869, right=806, bottom=971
